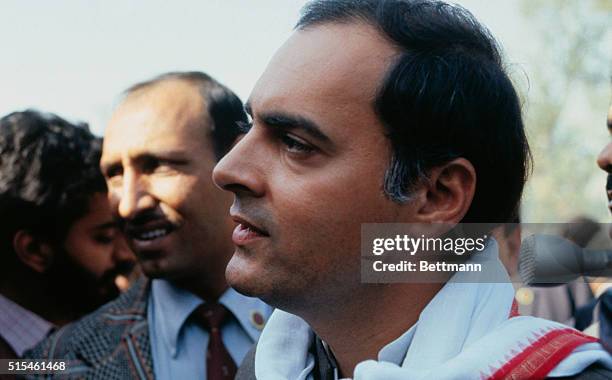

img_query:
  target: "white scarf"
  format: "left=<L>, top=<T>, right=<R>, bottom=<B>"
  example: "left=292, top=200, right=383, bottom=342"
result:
left=254, top=240, right=612, bottom=379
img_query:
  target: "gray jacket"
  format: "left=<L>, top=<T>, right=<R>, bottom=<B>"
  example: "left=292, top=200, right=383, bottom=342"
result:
left=23, top=278, right=154, bottom=379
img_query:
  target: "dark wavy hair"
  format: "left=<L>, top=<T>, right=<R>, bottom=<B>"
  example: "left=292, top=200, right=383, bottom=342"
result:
left=0, top=110, right=105, bottom=267
left=123, top=71, right=248, bottom=161
left=297, top=0, right=531, bottom=223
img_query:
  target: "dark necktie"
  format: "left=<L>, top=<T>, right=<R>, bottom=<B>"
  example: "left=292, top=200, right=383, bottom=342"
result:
left=195, top=303, right=237, bottom=380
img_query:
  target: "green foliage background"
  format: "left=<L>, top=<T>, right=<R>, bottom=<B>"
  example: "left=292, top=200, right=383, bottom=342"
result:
left=517, top=0, right=611, bottom=222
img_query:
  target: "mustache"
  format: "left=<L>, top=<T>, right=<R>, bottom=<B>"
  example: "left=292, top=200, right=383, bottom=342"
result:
left=231, top=198, right=274, bottom=231
left=606, top=173, right=612, bottom=196
left=121, top=209, right=169, bottom=229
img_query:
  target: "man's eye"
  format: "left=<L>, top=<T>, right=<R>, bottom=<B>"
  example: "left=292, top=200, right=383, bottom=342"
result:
left=280, top=134, right=314, bottom=154
left=142, top=157, right=161, bottom=173
left=94, top=234, right=114, bottom=245
left=104, top=166, right=122, bottom=179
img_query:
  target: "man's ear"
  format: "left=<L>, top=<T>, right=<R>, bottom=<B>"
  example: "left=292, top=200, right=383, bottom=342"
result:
left=415, top=158, right=476, bottom=224
left=13, top=230, right=55, bottom=273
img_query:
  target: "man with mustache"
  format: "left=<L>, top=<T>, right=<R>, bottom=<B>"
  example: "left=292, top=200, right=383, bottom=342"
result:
left=213, top=0, right=612, bottom=378
left=0, top=110, right=135, bottom=359
left=25, top=72, right=272, bottom=379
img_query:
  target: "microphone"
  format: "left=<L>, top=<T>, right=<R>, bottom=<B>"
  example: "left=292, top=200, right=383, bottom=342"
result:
left=519, top=234, right=612, bottom=286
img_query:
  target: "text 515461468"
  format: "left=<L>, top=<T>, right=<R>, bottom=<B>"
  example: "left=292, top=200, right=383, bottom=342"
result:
left=0, top=360, right=67, bottom=375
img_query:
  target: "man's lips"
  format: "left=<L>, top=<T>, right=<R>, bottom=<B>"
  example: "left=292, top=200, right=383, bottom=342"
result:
left=124, top=219, right=177, bottom=244
left=231, top=215, right=269, bottom=245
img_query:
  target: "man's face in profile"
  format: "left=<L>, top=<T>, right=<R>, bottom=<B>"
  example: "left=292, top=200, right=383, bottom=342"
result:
left=597, top=105, right=612, bottom=235
left=45, top=192, right=136, bottom=313
left=61, top=192, right=135, bottom=301
left=213, top=23, right=417, bottom=310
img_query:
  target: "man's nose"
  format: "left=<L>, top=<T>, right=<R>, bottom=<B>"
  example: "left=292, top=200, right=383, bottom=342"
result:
left=213, top=130, right=266, bottom=197
left=597, top=142, right=612, bottom=173
left=115, top=171, right=156, bottom=220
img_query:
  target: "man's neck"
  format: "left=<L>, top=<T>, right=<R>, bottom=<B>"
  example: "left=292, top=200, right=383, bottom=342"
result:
left=305, top=283, right=443, bottom=378
left=171, top=273, right=230, bottom=303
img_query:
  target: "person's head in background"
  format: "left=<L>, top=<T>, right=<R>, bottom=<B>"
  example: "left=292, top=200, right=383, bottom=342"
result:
left=0, top=110, right=136, bottom=325
left=100, top=71, right=247, bottom=301
left=596, top=103, right=612, bottom=235
left=593, top=102, right=612, bottom=353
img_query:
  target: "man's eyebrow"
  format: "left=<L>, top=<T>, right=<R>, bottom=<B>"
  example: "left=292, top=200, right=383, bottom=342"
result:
left=261, top=111, right=331, bottom=144
left=101, top=151, right=191, bottom=178
left=134, top=151, right=188, bottom=160
left=102, top=151, right=188, bottom=170
left=244, top=102, right=332, bottom=144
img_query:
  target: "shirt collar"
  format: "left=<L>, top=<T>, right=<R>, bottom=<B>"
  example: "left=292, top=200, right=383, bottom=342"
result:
left=150, top=279, right=271, bottom=357
left=0, top=293, right=54, bottom=356
left=321, top=322, right=417, bottom=378
left=219, top=287, right=270, bottom=342
left=377, top=323, right=417, bottom=365
left=150, top=279, right=203, bottom=357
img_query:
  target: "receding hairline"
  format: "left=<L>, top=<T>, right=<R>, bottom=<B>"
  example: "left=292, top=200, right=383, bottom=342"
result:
left=295, top=0, right=377, bottom=30
left=118, top=78, right=211, bottom=127
left=106, top=78, right=215, bottom=150
left=120, top=76, right=206, bottom=107
left=295, top=11, right=399, bottom=56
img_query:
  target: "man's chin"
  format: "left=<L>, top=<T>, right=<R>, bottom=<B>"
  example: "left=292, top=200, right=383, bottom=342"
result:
left=225, top=270, right=257, bottom=298
left=225, top=257, right=268, bottom=298
left=134, top=248, right=175, bottom=276
left=140, top=265, right=168, bottom=279
left=138, top=257, right=170, bottom=279
left=227, top=281, right=260, bottom=299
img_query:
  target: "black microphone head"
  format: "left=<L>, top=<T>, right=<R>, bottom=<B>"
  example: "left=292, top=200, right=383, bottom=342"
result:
left=519, top=234, right=583, bottom=286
